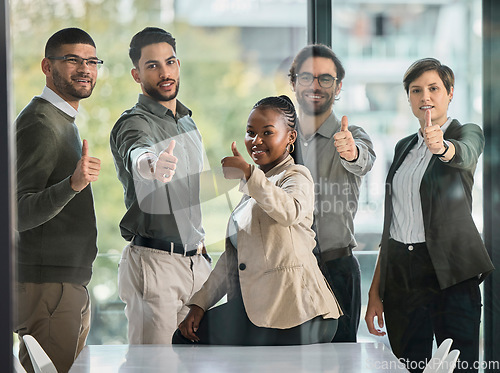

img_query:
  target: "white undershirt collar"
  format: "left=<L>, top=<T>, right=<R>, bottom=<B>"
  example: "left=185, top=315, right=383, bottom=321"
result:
left=38, top=86, right=78, bottom=118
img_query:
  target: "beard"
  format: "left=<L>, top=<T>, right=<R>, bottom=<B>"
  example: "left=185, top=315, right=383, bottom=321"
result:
left=52, top=68, right=95, bottom=100
left=296, top=89, right=335, bottom=116
left=143, top=77, right=180, bottom=103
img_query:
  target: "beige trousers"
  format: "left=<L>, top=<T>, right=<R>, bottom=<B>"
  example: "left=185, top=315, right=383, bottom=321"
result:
left=14, top=282, right=91, bottom=373
left=118, top=243, right=211, bottom=344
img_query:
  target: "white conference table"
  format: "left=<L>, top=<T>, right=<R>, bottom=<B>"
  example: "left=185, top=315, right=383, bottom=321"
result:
left=69, top=342, right=409, bottom=372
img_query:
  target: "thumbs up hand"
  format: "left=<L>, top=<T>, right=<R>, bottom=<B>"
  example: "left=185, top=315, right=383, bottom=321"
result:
left=221, top=142, right=251, bottom=180
left=70, top=139, right=101, bottom=192
left=333, top=116, right=358, bottom=161
left=423, top=109, right=447, bottom=155
left=155, top=140, right=178, bottom=183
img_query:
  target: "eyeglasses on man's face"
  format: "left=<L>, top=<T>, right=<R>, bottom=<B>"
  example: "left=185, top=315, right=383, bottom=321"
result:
left=48, top=55, right=104, bottom=69
left=294, top=73, right=338, bottom=88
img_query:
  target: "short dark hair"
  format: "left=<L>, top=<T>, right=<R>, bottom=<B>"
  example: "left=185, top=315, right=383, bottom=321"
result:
left=253, top=95, right=297, bottom=130
left=129, top=27, right=176, bottom=67
left=289, top=44, right=345, bottom=85
left=403, top=58, right=455, bottom=95
left=45, top=28, right=96, bottom=57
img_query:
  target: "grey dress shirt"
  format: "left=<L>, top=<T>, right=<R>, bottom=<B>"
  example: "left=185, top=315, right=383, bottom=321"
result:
left=296, top=113, right=376, bottom=252
left=110, top=94, right=204, bottom=245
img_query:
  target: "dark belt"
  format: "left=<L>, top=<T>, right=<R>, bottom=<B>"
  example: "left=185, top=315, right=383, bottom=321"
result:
left=133, top=235, right=202, bottom=256
left=321, top=247, right=352, bottom=262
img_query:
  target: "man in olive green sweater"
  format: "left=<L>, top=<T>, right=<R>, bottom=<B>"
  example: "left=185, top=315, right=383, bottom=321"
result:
left=15, top=28, right=102, bottom=373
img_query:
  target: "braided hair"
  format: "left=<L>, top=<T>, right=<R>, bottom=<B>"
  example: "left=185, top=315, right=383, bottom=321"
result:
left=252, top=95, right=297, bottom=130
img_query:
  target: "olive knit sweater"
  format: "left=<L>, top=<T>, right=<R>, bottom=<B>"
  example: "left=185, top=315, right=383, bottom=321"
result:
left=16, top=97, right=97, bottom=285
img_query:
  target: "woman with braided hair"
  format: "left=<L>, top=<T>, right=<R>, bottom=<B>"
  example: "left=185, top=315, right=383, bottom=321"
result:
left=172, top=95, right=342, bottom=345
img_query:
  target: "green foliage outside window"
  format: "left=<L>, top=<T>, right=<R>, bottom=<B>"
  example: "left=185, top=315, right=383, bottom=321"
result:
left=12, top=0, right=277, bottom=344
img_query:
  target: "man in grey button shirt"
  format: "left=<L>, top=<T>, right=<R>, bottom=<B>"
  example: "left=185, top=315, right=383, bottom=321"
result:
left=110, top=27, right=211, bottom=344
left=289, top=44, right=376, bottom=342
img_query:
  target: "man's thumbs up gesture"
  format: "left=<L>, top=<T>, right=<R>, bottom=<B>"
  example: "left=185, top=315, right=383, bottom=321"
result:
left=70, top=139, right=101, bottom=192
left=221, top=142, right=251, bottom=180
left=333, top=115, right=358, bottom=161
left=155, top=140, right=178, bottom=183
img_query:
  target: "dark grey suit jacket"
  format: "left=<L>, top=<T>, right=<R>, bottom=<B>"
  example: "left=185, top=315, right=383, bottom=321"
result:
left=379, top=119, right=494, bottom=299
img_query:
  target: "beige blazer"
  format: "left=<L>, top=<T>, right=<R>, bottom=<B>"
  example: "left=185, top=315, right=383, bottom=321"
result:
left=189, top=155, right=342, bottom=329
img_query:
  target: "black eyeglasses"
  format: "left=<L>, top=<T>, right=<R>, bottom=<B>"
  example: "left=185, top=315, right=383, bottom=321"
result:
left=48, top=55, right=104, bottom=69
left=294, top=73, right=338, bottom=88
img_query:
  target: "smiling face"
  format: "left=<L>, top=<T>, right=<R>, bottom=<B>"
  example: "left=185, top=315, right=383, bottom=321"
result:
left=131, top=42, right=180, bottom=110
left=42, top=43, right=98, bottom=109
left=245, top=107, right=296, bottom=173
left=293, top=56, right=341, bottom=117
left=408, top=70, right=454, bottom=128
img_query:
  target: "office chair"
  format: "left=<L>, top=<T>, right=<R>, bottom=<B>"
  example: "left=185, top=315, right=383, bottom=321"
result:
left=422, top=338, right=453, bottom=373
left=13, top=354, right=27, bottom=373
left=22, top=335, right=58, bottom=373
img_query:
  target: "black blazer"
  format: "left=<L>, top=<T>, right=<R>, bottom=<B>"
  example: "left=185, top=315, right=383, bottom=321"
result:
left=379, top=119, right=494, bottom=299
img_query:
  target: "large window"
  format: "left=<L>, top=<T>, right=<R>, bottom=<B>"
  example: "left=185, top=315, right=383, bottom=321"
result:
left=11, top=0, right=309, bottom=345
left=11, top=0, right=484, bottom=353
left=326, top=0, right=483, bottom=345
left=331, top=0, right=483, bottom=241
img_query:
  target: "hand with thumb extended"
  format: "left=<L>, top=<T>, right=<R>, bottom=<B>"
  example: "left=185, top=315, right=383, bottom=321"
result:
left=425, top=108, right=432, bottom=128
left=165, top=139, right=176, bottom=155
left=155, top=140, right=178, bottom=183
left=231, top=141, right=241, bottom=157
left=333, top=115, right=358, bottom=161
left=423, top=109, right=446, bottom=154
left=340, top=115, right=349, bottom=132
left=221, top=141, right=251, bottom=180
left=82, top=138, right=89, bottom=156
left=70, top=139, right=101, bottom=192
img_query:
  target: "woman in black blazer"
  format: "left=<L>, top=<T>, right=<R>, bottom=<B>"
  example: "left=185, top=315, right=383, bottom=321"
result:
left=365, top=58, right=494, bottom=373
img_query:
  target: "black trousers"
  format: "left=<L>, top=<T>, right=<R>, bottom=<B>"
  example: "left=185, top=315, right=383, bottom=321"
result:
left=319, top=254, right=361, bottom=342
left=172, top=295, right=337, bottom=346
left=384, top=239, right=482, bottom=373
